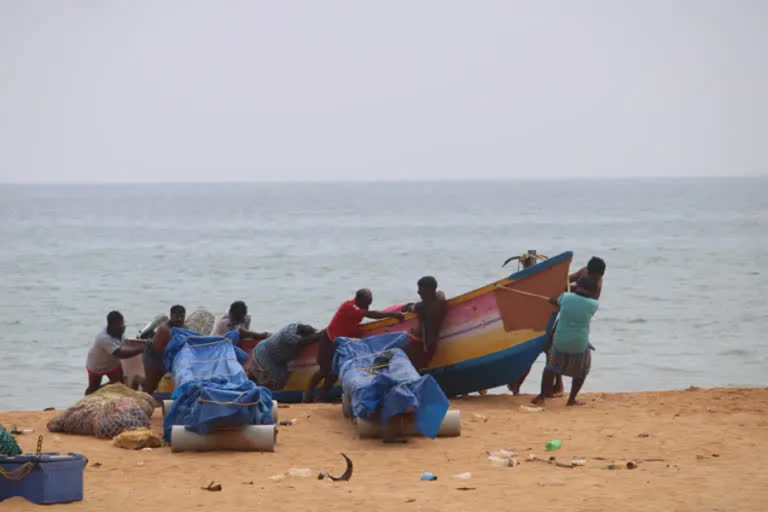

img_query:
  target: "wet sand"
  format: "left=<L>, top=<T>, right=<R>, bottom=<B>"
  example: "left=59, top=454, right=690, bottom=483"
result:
left=2, top=387, right=767, bottom=511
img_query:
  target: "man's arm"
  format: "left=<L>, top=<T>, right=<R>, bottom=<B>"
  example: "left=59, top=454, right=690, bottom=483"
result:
left=364, top=310, right=405, bottom=321
left=568, top=266, right=586, bottom=284
left=151, top=326, right=172, bottom=352
left=238, top=329, right=270, bottom=340
left=113, top=344, right=145, bottom=359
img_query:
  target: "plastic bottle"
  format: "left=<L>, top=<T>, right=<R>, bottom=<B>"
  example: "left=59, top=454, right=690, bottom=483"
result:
left=545, top=440, right=562, bottom=451
left=488, top=456, right=509, bottom=467
left=420, top=472, right=438, bottom=481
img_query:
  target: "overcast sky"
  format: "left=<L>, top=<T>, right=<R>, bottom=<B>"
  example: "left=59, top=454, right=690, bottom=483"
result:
left=1, top=1, right=766, bottom=183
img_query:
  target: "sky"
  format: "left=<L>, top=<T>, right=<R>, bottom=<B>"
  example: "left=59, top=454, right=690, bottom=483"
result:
left=1, top=1, right=766, bottom=183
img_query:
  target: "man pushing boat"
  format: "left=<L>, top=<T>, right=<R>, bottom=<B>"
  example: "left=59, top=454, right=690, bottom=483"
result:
left=141, top=305, right=187, bottom=396
left=85, top=311, right=146, bottom=395
left=304, top=288, right=405, bottom=402
left=531, top=275, right=600, bottom=406
left=401, top=276, right=447, bottom=371
left=214, top=300, right=252, bottom=335
left=246, top=323, right=324, bottom=390
left=509, top=256, right=606, bottom=396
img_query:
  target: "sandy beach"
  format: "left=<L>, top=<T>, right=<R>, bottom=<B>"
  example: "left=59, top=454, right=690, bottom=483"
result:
left=2, top=387, right=767, bottom=511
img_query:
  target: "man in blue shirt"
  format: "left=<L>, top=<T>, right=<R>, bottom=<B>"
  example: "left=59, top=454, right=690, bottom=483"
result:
left=532, top=276, right=599, bottom=406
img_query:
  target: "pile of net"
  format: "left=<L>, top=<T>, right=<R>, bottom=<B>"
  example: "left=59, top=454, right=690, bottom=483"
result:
left=0, top=425, right=22, bottom=456
left=47, top=383, right=155, bottom=439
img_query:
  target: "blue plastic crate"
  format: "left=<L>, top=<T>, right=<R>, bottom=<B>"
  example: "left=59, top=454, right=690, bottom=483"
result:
left=0, top=452, right=87, bottom=505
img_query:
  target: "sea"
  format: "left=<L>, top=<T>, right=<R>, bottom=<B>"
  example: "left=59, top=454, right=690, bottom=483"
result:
left=1, top=178, right=766, bottom=411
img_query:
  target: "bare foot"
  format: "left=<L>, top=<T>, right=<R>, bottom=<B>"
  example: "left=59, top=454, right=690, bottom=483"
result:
left=566, top=400, right=586, bottom=406
left=531, top=395, right=545, bottom=405
left=507, top=384, right=521, bottom=396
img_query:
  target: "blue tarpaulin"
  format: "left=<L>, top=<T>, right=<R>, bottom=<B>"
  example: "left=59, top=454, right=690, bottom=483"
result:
left=332, top=332, right=449, bottom=439
left=162, top=328, right=274, bottom=441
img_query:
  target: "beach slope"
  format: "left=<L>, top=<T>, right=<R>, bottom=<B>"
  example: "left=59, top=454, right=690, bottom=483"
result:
left=1, top=388, right=766, bottom=511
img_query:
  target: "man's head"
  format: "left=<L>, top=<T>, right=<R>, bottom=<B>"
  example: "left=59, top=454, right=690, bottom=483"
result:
left=296, top=324, right=317, bottom=337
left=417, top=276, right=439, bottom=300
left=587, top=257, right=606, bottom=277
left=169, top=304, right=186, bottom=328
left=354, top=288, right=373, bottom=309
left=106, top=310, right=125, bottom=338
left=229, top=301, right=248, bottom=323
left=575, top=276, right=599, bottom=299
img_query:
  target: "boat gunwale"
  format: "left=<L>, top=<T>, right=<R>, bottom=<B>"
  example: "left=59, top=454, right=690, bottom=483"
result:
left=359, top=251, right=573, bottom=333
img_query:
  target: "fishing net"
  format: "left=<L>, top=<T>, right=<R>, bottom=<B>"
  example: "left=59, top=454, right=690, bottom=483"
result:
left=93, top=397, right=150, bottom=439
left=47, top=383, right=155, bottom=439
left=0, top=425, right=22, bottom=456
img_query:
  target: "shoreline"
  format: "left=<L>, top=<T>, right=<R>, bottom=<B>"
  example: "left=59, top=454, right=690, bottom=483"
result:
left=2, top=387, right=767, bottom=511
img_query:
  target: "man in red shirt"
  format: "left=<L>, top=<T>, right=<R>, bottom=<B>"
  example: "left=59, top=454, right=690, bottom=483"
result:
left=304, top=288, right=404, bottom=402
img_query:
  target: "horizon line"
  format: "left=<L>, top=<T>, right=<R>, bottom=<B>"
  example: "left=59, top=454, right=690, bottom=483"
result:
left=1, top=174, right=766, bottom=186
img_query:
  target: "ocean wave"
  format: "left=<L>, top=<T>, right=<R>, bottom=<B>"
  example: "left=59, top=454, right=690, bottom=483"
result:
left=719, top=348, right=753, bottom=357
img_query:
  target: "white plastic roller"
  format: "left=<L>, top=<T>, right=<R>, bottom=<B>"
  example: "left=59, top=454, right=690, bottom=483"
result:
left=162, top=400, right=279, bottom=423
left=170, top=425, right=277, bottom=452
left=356, top=409, right=461, bottom=438
left=162, top=400, right=174, bottom=420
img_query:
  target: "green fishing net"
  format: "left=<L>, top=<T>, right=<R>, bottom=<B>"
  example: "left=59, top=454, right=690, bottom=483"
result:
left=0, top=424, right=22, bottom=456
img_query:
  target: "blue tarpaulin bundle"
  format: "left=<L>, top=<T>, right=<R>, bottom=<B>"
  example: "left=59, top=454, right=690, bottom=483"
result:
left=162, top=328, right=274, bottom=441
left=332, top=332, right=449, bottom=439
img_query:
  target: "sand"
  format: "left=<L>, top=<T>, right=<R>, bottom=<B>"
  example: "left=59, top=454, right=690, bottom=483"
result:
left=2, top=387, right=767, bottom=511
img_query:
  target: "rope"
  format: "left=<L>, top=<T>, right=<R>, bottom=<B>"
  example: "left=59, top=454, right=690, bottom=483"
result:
left=197, top=391, right=267, bottom=407
left=0, top=462, right=34, bottom=481
left=0, top=435, right=43, bottom=482
left=186, top=372, right=240, bottom=379
left=177, top=357, right=237, bottom=364
left=182, top=339, right=233, bottom=349
left=494, top=284, right=551, bottom=301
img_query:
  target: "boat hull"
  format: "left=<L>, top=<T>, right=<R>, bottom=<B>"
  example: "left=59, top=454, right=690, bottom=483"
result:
left=273, top=251, right=573, bottom=402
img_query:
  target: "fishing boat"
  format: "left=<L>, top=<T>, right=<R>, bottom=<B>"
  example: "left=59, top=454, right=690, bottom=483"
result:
left=272, top=250, right=573, bottom=402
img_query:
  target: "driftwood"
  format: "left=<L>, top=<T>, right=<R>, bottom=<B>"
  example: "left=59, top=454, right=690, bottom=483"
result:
left=593, top=456, right=666, bottom=462
left=526, top=454, right=574, bottom=468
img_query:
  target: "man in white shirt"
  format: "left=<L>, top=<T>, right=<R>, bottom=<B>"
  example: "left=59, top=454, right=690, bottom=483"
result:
left=85, top=311, right=145, bottom=395
left=214, top=301, right=252, bottom=335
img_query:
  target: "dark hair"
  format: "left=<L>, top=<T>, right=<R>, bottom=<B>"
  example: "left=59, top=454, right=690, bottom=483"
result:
left=296, top=324, right=317, bottom=337
left=576, top=275, right=598, bottom=294
left=229, top=301, right=247, bottom=316
left=170, top=304, right=186, bottom=315
left=417, top=275, right=438, bottom=291
left=355, top=288, right=372, bottom=300
left=106, top=310, right=124, bottom=325
left=587, top=257, right=606, bottom=276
